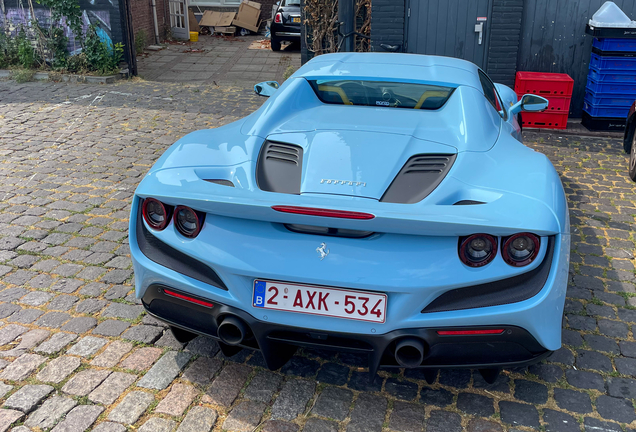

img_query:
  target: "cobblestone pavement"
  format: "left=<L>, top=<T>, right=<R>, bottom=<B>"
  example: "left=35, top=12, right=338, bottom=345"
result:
left=137, top=35, right=301, bottom=85
left=0, top=79, right=635, bottom=432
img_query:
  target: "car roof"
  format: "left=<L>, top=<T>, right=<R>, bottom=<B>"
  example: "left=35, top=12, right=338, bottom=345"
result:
left=294, top=53, right=483, bottom=90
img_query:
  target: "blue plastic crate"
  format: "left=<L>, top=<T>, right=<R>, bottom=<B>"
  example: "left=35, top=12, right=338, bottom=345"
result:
left=589, top=53, right=636, bottom=70
left=588, top=66, right=636, bottom=82
left=583, top=98, right=631, bottom=118
left=587, top=76, right=636, bottom=94
left=584, top=91, right=634, bottom=107
left=593, top=38, right=636, bottom=52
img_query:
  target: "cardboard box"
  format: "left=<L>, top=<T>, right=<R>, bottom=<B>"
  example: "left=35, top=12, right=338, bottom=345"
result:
left=214, top=26, right=236, bottom=35
left=233, top=0, right=262, bottom=33
left=199, top=10, right=236, bottom=27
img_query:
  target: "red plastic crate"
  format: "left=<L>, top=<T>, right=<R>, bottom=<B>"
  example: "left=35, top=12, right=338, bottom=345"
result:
left=514, top=72, right=574, bottom=97
left=516, top=93, right=572, bottom=113
left=520, top=112, right=569, bottom=130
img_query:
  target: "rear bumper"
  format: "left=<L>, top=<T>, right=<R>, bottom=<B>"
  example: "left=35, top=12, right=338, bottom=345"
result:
left=271, top=23, right=300, bottom=39
left=142, top=283, right=552, bottom=372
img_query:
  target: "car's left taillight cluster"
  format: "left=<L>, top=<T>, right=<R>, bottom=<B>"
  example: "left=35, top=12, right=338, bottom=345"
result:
left=458, top=232, right=540, bottom=268
left=142, top=198, right=205, bottom=238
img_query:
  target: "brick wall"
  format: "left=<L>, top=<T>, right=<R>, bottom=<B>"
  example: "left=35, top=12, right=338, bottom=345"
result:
left=131, top=0, right=169, bottom=47
left=370, top=0, right=405, bottom=52
left=486, top=0, right=524, bottom=87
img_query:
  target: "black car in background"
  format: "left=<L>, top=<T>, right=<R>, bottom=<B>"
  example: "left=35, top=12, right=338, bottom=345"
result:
left=270, top=0, right=301, bottom=51
left=625, top=101, right=636, bottom=181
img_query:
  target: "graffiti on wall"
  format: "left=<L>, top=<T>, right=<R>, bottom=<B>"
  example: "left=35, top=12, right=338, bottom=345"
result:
left=1, top=0, right=123, bottom=54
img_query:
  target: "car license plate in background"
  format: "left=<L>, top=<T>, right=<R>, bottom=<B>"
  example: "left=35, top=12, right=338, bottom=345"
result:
left=292, top=17, right=301, bottom=23
left=253, top=280, right=386, bottom=323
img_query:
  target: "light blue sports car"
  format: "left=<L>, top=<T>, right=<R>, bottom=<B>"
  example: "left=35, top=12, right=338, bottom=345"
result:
left=130, top=53, right=570, bottom=383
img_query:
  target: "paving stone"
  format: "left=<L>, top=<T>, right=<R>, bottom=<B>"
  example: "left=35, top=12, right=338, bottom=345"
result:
left=311, top=386, right=353, bottom=421
left=0, top=304, right=20, bottom=320
left=107, top=391, right=154, bottom=425
left=91, top=341, right=133, bottom=367
left=304, top=418, right=338, bottom=432
left=388, top=401, right=426, bottom=432
left=456, top=392, right=495, bottom=417
left=62, top=369, right=111, bottom=396
left=615, top=356, right=636, bottom=376
left=467, top=419, right=504, bottom=432
left=36, top=356, right=81, bottom=383
left=0, top=409, right=23, bottom=432
left=66, top=336, right=106, bottom=357
left=182, top=356, right=222, bottom=388
left=223, top=401, right=266, bottom=432
left=0, top=325, right=28, bottom=346
left=596, top=395, right=636, bottom=423
left=138, top=417, right=176, bottom=432
left=101, top=270, right=132, bottom=284
left=104, top=285, right=130, bottom=300
left=79, top=283, right=107, bottom=297
left=6, top=309, right=43, bottom=324
left=35, top=332, right=77, bottom=354
left=50, top=404, right=103, bottom=432
left=347, top=370, right=383, bottom=392
left=92, top=422, right=126, bottom=432
left=88, top=372, right=137, bottom=405
left=419, top=386, right=453, bottom=407
left=565, top=369, right=605, bottom=390
left=584, top=334, right=619, bottom=354
left=438, top=368, right=471, bottom=388
left=316, top=362, right=349, bottom=386
left=499, top=401, right=540, bottom=429
left=598, top=319, right=629, bottom=338
left=271, top=379, right=315, bottom=421
left=155, top=383, right=198, bottom=416
left=543, top=409, right=580, bottom=432
left=137, top=351, right=192, bottom=390
left=92, top=320, right=130, bottom=337
left=0, top=384, right=12, bottom=399
left=102, top=303, right=144, bottom=320
left=119, top=347, right=162, bottom=371
left=280, top=356, right=320, bottom=378
left=34, top=312, right=71, bottom=328
left=548, top=347, right=574, bottom=365
left=607, top=377, right=636, bottom=399
left=576, top=350, right=613, bottom=372
left=0, top=289, right=28, bottom=303
left=202, top=363, right=251, bottom=407
left=0, top=354, right=46, bottom=381
left=554, top=388, right=592, bottom=413
left=121, top=325, right=162, bottom=344
left=527, top=363, right=563, bottom=383
left=24, top=396, right=77, bottom=429
left=513, top=379, right=548, bottom=404
left=185, top=336, right=220, bottom=357
left=19, top=291, right=53, bottom=306
left=75, top=299, right=107, bottom=314
left=176, top=406, right=218, bottom=432
left=61, top=317, right=97, bottom=334
left=48, top=295, right=78, bottom=311
left=50, top=279, right=82, bottom=294
left=262, top=420, right=299, bottom=432
left=385, top=378, right=418, bottom=401
left=0, top=329, right=50, bottom=357
left=426, top=410, right=462, bottom=432
left=346, top=393, right=387, bottom=432
left=3, top=385, right=53, bottom=413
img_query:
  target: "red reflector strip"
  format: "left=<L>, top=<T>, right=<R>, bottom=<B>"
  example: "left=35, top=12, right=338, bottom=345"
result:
left=272, top=205, right=375, bottom=220
left=164, top=289, right=214, bottom=308
left=437, top=329, right=505, bottom=336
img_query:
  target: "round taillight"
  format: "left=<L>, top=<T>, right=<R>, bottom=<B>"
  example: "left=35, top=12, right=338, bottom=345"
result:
left=142, top=198, right=169, bottom=230
left=502, top=233, right=540, bottom=267
left=459, top=234, right=497, bottom=267
left=174, top=206, right=203, bottom=238
left=274, top=12, right=282, bottom=23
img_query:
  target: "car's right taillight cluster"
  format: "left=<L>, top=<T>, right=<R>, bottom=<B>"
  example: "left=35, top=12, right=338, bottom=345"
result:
left=274, top=12, right=282, bottom=23
left=142, top=198, right=205, bottom=238
left=458, top=233, right=540, bottom=268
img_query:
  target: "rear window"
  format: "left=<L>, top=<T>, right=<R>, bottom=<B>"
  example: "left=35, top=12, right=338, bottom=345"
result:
left=308, top=79, right=454, bottom=110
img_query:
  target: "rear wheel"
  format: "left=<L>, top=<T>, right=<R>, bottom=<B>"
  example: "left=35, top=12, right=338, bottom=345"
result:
left=629, top=130, right=636, bottom=181
left=271, top=37, right=281, bottom=51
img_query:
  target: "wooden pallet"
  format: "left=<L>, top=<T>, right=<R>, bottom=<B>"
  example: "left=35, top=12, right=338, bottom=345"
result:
left=213, top=26, right=236, bottom=36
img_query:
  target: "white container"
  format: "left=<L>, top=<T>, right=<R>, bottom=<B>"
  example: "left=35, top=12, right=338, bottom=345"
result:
left=589, top=1, right=636, bottom=28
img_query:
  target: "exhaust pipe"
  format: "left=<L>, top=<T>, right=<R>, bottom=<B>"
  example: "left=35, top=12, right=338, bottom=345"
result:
left=218, top=316, right=248, bottom=346
left=395, top=337, right=426, bottom=368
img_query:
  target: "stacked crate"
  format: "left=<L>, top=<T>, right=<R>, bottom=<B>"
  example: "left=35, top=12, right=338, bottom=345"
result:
left=514, top=72, right=574, bottom=130
left=583, top=38, right=636, bottom=131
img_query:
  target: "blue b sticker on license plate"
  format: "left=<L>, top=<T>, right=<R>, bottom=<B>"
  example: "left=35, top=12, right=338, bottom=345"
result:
left=253, top=280, right=267, bottom=307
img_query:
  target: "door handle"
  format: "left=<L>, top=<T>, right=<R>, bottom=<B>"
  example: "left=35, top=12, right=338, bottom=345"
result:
left=474, top=22, right=484, bottom=45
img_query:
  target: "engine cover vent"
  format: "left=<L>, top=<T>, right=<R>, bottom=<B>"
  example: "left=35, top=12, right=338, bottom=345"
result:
left=381, top=154, right=456, bottom=204
left=256, top=141, right=303, bottom=194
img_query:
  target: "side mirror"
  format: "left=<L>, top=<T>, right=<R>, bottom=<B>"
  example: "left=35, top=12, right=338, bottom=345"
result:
left=254, top=81, right=280, bottom=97
left=510, top=94, right=549, bottom=115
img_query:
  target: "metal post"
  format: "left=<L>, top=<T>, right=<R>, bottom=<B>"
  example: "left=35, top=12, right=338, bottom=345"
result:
left=338, top=0, right=355, bottom=52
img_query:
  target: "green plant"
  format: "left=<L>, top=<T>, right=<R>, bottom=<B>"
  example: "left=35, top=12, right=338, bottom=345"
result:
left=66, top=53, right=88, bottom=73
left=36, top=0, right=82, bottom=42
left=84, top=25, right=124, bottom=74
left=17, top=29, right=38, bottom=69
left=11, top=68, right=36, bottom=83
left=0, top=30, right=19, bottom=68
left=283, top=65, right=296, bottom=80
left=135, top=29, right=147, bottom=55
left=48, top=27, right=69, bottom=69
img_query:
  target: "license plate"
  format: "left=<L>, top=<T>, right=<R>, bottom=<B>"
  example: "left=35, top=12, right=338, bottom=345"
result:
left=291, top=17, right=301, bottom=23
left=253, top=280, right=387, bottom=323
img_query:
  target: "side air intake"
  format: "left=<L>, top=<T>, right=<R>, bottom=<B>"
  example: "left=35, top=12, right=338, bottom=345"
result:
left=256, top=141, right=303, bottom=194
left=381, top=154, right=456, bottom=204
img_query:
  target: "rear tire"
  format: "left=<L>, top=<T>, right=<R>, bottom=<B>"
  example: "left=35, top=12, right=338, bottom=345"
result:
left=271, top=37, right=281, bottom=51
left=629, top=130, right=636, bottom=181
